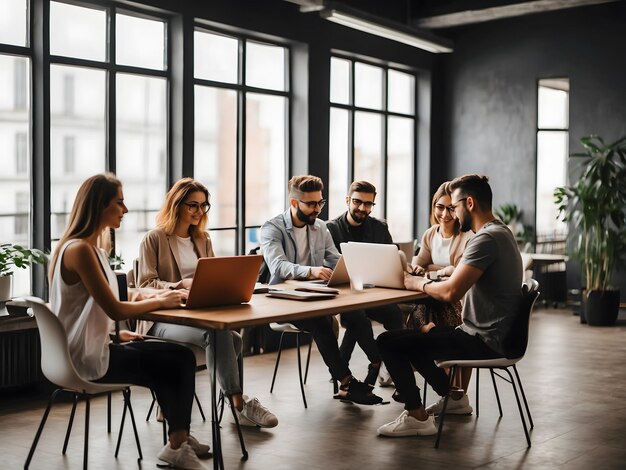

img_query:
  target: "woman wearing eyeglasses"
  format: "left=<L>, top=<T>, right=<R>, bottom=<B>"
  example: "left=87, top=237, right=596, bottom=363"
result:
left=136, top=178, right=278, bottom=429
left=406, top=181, right=474, bottom=414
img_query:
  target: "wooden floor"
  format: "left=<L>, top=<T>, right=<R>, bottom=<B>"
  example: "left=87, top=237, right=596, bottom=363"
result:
left=1, top=306, right=626, bottom=470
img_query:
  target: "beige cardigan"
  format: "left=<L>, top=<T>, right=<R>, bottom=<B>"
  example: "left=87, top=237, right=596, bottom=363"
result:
left=414, top=225, right=473, bottom=269
left=135, top=227, right=214, bottom=334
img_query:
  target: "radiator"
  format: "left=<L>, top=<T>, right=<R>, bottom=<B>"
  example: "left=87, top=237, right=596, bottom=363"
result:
left=0, top=323, right=43, bottom=388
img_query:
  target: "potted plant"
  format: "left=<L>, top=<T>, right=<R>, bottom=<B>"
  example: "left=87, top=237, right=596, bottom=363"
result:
left=0, top=243, right=47, bottom=316
left=554, top=135, right=626, bottom=326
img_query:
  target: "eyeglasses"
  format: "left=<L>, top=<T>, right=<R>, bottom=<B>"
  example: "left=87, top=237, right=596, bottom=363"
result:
left=450, top=197, right=468, bottom=211
left=435, top=204, right=455, bottom=214
left=298, top=199, right=326, bottom=209
left=182, top=202, right=211, bottom=214
left=351, top=198, right=376, bottom=209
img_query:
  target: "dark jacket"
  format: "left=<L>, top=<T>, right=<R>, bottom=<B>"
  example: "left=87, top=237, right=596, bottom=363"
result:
left=326, top=212, right=394, bottom=252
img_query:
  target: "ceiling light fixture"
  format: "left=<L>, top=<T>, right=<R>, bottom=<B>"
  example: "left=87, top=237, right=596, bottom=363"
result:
left=320, top=7, right=453, bottom=54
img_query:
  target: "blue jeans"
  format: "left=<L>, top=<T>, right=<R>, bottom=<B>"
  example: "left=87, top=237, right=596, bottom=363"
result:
left=149, top=323, right=243, bottom=396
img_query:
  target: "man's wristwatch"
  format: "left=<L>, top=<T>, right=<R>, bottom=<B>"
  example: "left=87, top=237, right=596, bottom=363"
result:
left=422, top=278, right=434, bottom=293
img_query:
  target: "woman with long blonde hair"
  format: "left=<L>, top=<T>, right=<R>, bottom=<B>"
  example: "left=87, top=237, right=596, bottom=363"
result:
left=49, top=173, right=210, bottom=469
left=136, top=177, right=278, bottom=428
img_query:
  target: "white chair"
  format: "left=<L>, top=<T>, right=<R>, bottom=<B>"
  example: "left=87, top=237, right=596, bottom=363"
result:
left=433, top=279, right=540, bottom=449
left=23, top=297, right=142, bottom=470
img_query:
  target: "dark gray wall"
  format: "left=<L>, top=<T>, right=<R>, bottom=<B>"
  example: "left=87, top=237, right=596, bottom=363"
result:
left=439, top=2, right=626, bottom=298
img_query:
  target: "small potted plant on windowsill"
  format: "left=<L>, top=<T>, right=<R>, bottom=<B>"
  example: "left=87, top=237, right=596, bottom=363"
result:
left=0, top=243, right=47, bottom=316
left=554, top=134, right=626, bottom=326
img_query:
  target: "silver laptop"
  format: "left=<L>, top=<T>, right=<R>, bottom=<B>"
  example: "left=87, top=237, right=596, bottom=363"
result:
left=302, top=255, right=350, bottom=287
left=340, top=242, right=405, bottom=289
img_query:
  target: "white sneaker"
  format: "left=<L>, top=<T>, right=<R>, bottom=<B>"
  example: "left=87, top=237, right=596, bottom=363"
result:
left=378, top=363, right=393, bottom=387
left=157, top=441, right=208, bottom=470
left=425, top=393, right=473, bottom=416
left=187, top=435, right=211, bottom=457
left=236, top=395, right=278, bottom=428
left=377, top=411, right=437, bottom=437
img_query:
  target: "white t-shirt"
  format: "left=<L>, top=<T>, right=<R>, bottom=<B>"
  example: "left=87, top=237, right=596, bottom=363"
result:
left=431, top=230, right=453, bottom=267
left=176, top=235, right=197, bottom=279
left=50, top=240, right=117, bottom=381
left=292, top=225, right=311, bottom=268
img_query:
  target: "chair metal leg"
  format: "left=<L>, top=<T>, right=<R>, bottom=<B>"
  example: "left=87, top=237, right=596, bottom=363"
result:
left=195, top=393, right=206, bottom=421
left=146, top=389, right=157, bottom=421
left=63, top=393, right=79, bottom=454
left=475, top=368, right=480, bottom=417
left=116, top=388, right=143, bottom=460
left=303, top=334, right=312, bottom=384
left=269, top=332, right=286, bottom=393
left=423, top=378, right=428, bottom=405
left=24, top=389, right=62, bottom=469
left=227, top=395, right=249, bottom=460
left=513, top=365, right=534, bottom=429
left=83, top=396, right=90, bottom=470
left=107, top=392, right=112, bottom=433
left=217, top=391, right=226, bottom=424
left=434, top=365, right=457, bottom=448
left=162, top=417, right=167, bottom=445
left=490, top=369, right=503, bottom=418
left=296, top=333, right=308, bottom=408
left=503, top=367, right=531, bottom=447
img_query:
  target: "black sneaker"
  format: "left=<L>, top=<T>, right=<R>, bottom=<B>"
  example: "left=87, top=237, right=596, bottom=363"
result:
left=336, top=377, right=384, bottom=405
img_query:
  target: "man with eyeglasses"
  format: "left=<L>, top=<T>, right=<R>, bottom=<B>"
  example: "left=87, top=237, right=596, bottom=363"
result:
left=326, top=181, right=404, bottom=389
left=260, top=175, right=383, bottom=405
left=376, top=174, right=523, bottom=438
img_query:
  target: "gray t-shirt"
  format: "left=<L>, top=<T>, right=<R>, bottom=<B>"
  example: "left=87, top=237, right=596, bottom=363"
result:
left=458, top=219, right=523, bottom=356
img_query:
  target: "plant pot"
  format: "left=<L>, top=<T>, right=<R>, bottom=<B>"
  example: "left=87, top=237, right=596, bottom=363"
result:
left=579, top=288, right=587, bottom=324
left=584, top=289, right=620, bottom=326
left=0, top=274, right=12, bottom=317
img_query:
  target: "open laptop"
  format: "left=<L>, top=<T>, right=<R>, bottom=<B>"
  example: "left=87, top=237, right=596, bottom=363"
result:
left=184, top=255, right=263, bottom=308
left=340, top=242, right=405, bottom=289
left=303, top=255, right=350, bottom=287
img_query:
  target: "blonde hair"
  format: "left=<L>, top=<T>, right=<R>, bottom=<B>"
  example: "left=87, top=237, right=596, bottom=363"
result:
left=50, top=173, right=121, bottom=280
left=155, top=178, right=210, bottom=239
left=430, top=181, right=460, bottom=234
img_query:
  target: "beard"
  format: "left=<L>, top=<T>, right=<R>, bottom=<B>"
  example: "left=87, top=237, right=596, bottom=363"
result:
left=459, top=212, right=472, bottom=232
left=296, top=206, right=318, bottom=225
left=349, top=207, right=369, bottom=224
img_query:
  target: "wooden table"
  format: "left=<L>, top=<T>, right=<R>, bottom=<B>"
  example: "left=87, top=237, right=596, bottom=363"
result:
left=140, top=284, right=426, bottom=469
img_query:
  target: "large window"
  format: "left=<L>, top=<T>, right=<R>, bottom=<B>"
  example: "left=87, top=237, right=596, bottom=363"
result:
left=0, top=0, right=31, bottom=295
left=49, top=1, right=168, bottom=268
left=328, top=56, right=416, bottom=241
left=194, top=29, right=289, bottom=255
left=536, top=78, right=569, bottom=248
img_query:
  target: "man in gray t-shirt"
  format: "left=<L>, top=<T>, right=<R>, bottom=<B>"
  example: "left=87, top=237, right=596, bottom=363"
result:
left=376, top=174, right=524, bottom=438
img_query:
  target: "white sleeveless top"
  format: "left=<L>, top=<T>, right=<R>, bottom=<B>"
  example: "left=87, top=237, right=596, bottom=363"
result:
left=50, top=240, right=117, bottom=380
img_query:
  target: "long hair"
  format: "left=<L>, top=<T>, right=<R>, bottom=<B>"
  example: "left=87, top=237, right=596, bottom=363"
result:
left=50, top=173, right=122, bottom=280
left=155, top=178, right=210, bottom=239
left=430, top=181, right=460, bottom=234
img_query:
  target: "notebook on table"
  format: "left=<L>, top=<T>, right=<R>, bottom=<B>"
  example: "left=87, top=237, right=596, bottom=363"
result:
left=183, top=255, right=263, bottom=308
left=266, top=289, right=338, bottom=301
left=339, top=242, right=406, bottom=289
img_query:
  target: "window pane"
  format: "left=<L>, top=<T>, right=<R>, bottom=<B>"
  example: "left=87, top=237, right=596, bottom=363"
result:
left=538, top=81, right=569, bottom=129
left=116, top=14, right=165, bottom=70
left=245, top=93, right=286, bottom=226
left=388, top=69, right=415, bottom=115
left=50, top=1, right=106, bottom=61
left=245, top=41, right=286, bottom=91
left=116, top=74, right=167, bottom=265
left=330, top=57, right=350, bottom=105
left=194, top=30, right=239, bottom=83
left=536, top=131, right=568, bottom=237
left=386, top=117, right=414, bottom=241
left=355, top=62, right=383, bottom=110
left=328, top=108, right=349, bottom=219
left=50, top=65, right=106, bottom=239
left=209, top=229, right=236, bottom=256
left=245, top=227, right=261, bottom=255
left=0, top=55, right=31, bottom=295
left=354, top=111, right=383, bottom=198
left=194, top=86, right=237, bottom=228
left=0, top=0, right=28, bottom=46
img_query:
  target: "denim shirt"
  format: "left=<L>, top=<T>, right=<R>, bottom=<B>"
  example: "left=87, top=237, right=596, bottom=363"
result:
left=260, top=209, right=340, bottom=285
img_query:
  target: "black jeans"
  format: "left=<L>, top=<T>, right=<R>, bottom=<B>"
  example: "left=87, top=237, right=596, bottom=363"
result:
left=290, top=316, right=351, bottom=381
left=377, top=326, right=501, bottom=410
left=95, top=341, right=196, bottom=434
left=340, top=305, right=405, bottom=364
